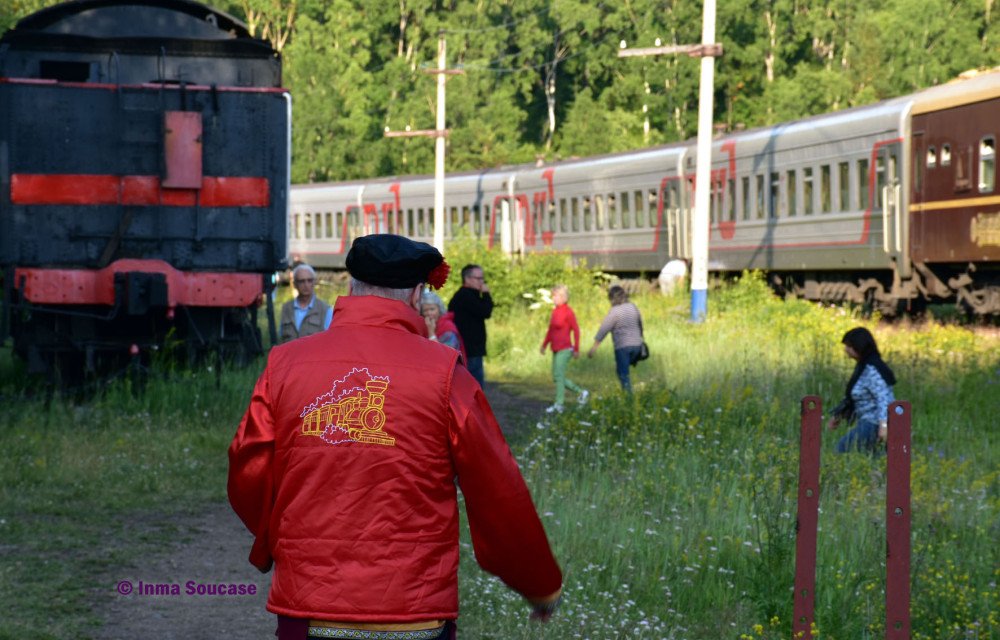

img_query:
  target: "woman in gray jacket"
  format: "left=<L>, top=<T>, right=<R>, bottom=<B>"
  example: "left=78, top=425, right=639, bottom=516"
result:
left=587, top=285, right=644, bottom=392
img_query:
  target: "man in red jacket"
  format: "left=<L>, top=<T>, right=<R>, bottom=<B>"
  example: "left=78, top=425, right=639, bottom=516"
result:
left=228, top=234, right=562, bottom=640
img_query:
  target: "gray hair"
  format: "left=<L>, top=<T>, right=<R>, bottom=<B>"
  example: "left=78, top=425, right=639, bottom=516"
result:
left=350, top=277, right=417, bottom=302
left=552, top=284, right=569, bottom=301
left=292, top=264, right=316, bottom=279
left=419, top=290, right=446, bottom=315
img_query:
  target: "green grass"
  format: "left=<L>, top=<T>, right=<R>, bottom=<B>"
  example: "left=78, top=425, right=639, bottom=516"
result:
left=459, top=271, right=1000, bottom=639
left=1, top=264, right=999, bottom=639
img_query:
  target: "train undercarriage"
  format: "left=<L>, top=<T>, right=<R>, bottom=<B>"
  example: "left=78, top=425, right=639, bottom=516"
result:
left=2, top=277, right=268, bottom=388
left=782, top=262, right=1000, bottom=316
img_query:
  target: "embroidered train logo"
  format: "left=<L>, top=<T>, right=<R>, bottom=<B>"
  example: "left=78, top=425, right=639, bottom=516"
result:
left=300, top=368, right=394, bottom=446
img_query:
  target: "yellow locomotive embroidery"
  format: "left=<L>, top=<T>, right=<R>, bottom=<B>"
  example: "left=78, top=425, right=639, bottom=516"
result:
left=300, top=368, right=395, bottom=446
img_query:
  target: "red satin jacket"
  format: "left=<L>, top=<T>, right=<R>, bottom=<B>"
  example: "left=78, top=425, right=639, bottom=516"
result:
left=541, top=303, right=580, bottom=354
left=228, top=295, right=562, bottom=622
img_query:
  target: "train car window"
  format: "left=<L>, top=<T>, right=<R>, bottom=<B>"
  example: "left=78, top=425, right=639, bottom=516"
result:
left=926, top=146, right=937, bottom=168
left=528, top=198, right=545, bottom=237
left=336, top=212, right=344, bottom=238
left=347, top=207, right=361, bottom=241
left=941, top=144, right=951, bottom=166
left=769, top=172, right=779, bottom=219
left=291, top=214, right=300, bottom=239
left=571, top=197, right=580, bottom=232
left=605, top=194, right=616, bottom=229
left=482, top=205, right=490, bottom=236
left=727, top=178, right=736, bottom=222
left=741, top=177, right=750, bottom=221
left=583, top=197, right=593, bottom=231
left=787, top=170, right=797, bottom=216
left=803, top=168, right=814, bottom=215
left=708, top=181, right=718, bottom=223
left=650, top=189, right=660, bottom=226
left=548, top=200, right=558, bottom=233
left=595, top=195, right=606, bottom=230
left=820, top=166, right=831, bottom=213
left=620, top=192, right=631, bottom=229
left=417, top=209, right=426, bottom=236
left=955, top=145, right=974, bottom=192
left=979, top=137, right=995, bottom=193
left=858, top=159, right=870, bottom=210
left=462, top=206, right=471, bottom=231
left=472, top=206, right=481, bottom=235
left=875, top=157, right=886, bottom=208
left=558, top=199, right=566, bottom=232
left=756, top=175, right=765, bottom=218
left=838, top=162, right=850, bottom=211
left=634, top=190, right=644, bottom=227
left=325, top=213, right=334, bottom=238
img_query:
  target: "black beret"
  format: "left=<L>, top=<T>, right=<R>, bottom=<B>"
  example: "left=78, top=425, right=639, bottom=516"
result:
left=346, top=234, right=445, bottom=289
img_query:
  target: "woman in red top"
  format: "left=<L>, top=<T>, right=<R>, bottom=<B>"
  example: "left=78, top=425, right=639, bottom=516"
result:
left=539, top=285, right=589, bottom=412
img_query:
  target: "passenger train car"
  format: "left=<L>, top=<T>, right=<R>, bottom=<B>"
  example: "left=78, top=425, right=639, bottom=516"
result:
left=0, top=0, right=290, bottom=378
left=289, top=70, right=1000, bottom=315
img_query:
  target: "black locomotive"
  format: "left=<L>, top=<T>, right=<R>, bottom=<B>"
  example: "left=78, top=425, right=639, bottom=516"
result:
left=0, top=0, right=289, bottom=379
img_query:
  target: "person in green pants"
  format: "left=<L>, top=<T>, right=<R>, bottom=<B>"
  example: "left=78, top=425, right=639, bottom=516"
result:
left=540, top=285, right=589, bottom=413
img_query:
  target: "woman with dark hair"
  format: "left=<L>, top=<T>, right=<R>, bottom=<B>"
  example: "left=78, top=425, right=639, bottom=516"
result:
left=827, top=326, right=897, bottom=453
left=587, top=285, right=645, bottom=392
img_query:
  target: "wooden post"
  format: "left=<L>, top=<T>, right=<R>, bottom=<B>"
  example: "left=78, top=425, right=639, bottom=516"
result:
left=886, top=400, right=912, bottom=638
left=793, top=395, right=822, bottom=638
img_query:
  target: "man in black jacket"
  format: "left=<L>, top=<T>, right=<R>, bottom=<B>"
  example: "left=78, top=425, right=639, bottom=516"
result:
left=448, top=264, right=493, bottom=387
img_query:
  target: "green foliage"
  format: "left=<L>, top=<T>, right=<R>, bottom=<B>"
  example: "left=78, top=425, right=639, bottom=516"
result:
left=4, top=1, right=999, bottom=180
left=437, top=229, right=606, bottom=314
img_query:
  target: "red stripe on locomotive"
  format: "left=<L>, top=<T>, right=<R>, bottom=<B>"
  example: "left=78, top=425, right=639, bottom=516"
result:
left=11, top=174, right=270, bottom=207
left=15, top=259, right=262, bottom=308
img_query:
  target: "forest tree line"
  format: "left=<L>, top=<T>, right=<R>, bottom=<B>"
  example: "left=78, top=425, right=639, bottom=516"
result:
left=3, top=0, right=999, bottom=184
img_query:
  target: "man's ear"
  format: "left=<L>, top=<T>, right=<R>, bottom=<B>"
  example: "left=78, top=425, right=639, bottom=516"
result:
left=408, top=285, right=424, bottom=311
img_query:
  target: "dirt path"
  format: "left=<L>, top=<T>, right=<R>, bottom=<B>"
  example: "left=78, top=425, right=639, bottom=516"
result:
left=98, top=383, right=547, bottom=639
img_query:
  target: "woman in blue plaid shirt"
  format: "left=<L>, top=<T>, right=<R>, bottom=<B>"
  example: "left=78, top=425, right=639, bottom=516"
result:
left=826, top=327, right=897, bottom=453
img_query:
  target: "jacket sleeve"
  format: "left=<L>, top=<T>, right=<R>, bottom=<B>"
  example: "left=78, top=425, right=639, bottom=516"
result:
left=568, top=307, right=580, bottom=351
left=864, top=366, right=895, bottom=422
left=447, top=367, right=562, bottom=602
left=541, top=313, right=554, bottom=352
left=473, top=291, right=494, bottom=319
left=593, top=307, right=616, bottom=343
left=227, top=365, right=277, bottom=571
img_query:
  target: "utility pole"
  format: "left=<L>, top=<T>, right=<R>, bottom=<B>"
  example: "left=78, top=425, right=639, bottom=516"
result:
left=384, top=35, right=463, bottom=252
left=618, top=0, right=722, bottom=323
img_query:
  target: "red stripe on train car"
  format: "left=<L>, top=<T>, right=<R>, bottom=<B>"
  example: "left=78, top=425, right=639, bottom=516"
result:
left=15, top=259, right=262, bottom=308
left=11, top=174, right=269, bottom=207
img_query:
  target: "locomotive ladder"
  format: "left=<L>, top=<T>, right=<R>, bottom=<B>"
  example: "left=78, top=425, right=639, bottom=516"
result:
left=794, top=397, right=912, bottom=638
